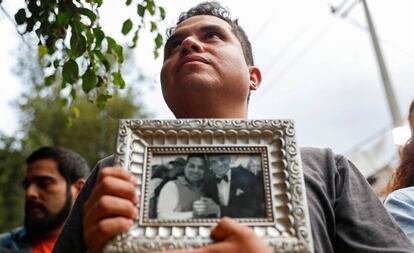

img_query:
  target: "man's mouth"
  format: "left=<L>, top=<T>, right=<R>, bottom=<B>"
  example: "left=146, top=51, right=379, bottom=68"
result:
left=26, top=201, right=47, bottom=216
left=179, top=55, right=209, bottom=69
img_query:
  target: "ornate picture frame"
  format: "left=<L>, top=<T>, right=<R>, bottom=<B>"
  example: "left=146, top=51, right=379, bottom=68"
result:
left=104, top=119, right=313, bottom=253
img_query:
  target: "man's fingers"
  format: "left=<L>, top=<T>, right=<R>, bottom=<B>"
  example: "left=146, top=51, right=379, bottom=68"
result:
left=210, top=217, right=250, bottom=241
left=85, top=176, right=138, bottom=211
left=84, top=217, right=134, bottom=253
left=150, top=242, right=232, bottom=253
left=84, top=195, right=138, bottom=226
left=98, top=166, right=137, bottom=185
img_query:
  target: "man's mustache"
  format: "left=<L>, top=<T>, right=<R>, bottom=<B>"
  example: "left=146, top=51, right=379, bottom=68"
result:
left=25, top=200, right=48, bottom=213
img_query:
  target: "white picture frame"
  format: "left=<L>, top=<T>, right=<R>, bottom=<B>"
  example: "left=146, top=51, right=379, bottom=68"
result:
left=103, top=119, right=313, bottom=253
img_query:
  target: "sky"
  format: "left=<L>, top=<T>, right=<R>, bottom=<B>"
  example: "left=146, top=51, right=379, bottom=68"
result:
left=1, top=0, right=413, bottom=155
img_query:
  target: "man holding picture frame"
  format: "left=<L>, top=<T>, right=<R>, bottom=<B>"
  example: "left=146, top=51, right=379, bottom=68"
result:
left=53, top=1, right=414, bottom=253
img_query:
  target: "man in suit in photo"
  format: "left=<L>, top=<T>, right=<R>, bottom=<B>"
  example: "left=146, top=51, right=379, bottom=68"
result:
left=193, top=154, right=265, bottom=218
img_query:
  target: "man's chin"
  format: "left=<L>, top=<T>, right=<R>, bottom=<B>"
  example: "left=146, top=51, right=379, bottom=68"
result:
left=25, top=195, right=72, bottom=239
left=27, top=210, right=46, bottom=220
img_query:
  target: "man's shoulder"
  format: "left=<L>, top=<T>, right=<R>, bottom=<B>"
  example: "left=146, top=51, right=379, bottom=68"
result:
left=386, top=186, right=414, bottom=204
left=96, top=155, right=115, bottom=169
left=299, top=147, right=348, bottom=172
left=299, top=147, right=341, bottom=161
left=231, top=166, right=255, bottom=177
left=0, top=227, right=25, bottom=239
left=230, top=166, right=257, bottom=185
left=0, top=227, right=28, bottom=249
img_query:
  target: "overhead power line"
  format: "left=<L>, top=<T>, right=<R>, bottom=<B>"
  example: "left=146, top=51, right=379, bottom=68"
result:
left=254, top=21, right=334, bottom=101
left=0, top=4, right=31, bottom=48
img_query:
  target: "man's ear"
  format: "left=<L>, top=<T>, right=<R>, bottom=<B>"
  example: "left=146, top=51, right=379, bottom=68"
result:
left=248, top=66, right=262, bottom=91
left=249, top=66, right=262, bottom=90
left=70, top=178, right=86, bottom=199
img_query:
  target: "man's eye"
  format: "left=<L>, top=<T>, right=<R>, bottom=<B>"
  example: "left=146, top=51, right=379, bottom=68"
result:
left=36, top=179, right=52, bottom=189
left=205, top=32, right=220, bottom=40
left=170, top=40, right=182, bottom=49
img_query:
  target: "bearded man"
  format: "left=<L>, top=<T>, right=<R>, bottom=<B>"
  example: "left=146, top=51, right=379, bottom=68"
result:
left=0, top=147, right=89, bottom=253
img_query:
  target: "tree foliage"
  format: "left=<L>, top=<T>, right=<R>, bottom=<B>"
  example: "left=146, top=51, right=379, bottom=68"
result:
left=0, top=40, right=150, bottom=233
left=12, top=0, right=165, bottom=108
left=0, top=136, right=28, bottom=233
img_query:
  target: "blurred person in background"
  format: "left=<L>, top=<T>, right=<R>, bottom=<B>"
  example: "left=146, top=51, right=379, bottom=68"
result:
left=0, top=147, right=89, bottom=253
left=385, top=99, right=414, bottom=242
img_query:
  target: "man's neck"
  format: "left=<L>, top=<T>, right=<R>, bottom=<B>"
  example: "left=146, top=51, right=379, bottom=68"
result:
left=28, top=225, right=62, bottom=242
left=175, top=110, right=247, bottom=119
left=172, top=99, right=249, bottom=119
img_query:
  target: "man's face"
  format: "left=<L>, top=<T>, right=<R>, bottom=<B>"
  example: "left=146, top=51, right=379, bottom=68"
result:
left=208, top=155, right=231, bottom=177
left=22, top=159, right=71, bottom=237
left=184, top=157, right=206, bottom=184
left=160, top=15, right=255, bottom=117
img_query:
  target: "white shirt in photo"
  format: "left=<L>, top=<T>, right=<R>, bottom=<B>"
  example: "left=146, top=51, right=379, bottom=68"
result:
left=217, top=169, right=232, bottom=206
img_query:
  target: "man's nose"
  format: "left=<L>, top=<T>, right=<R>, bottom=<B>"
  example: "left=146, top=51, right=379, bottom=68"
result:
left=181, top=36, right=202, bottom=54
left=25, top=184, right=40, bottom=200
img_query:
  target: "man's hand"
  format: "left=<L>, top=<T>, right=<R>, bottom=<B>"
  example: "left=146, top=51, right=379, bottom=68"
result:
left=83, top=166, right=138, bottom=253
left=193, top=197, right=220, bottom=217
left=151, top=217, right=272, bottom=253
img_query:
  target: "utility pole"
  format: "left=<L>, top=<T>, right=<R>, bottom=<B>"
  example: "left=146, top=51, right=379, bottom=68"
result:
left=360, top=0, right=404, bottom=127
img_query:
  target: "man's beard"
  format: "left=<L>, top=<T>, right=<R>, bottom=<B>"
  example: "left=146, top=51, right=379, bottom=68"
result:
left=24, top=191, right=72, bottom=240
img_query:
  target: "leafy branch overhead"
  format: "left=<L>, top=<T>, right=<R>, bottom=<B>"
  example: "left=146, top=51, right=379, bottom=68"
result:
left=13, top=0, right=165, bottom=108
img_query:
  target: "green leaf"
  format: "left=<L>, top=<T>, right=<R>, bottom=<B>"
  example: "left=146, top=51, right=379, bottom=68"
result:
left=93, top=28, right=105, bottom=49
left=44, top=75, right=55, bottom=86
left=56, top=11, right=70, bottom=27
left=62, top=60, right=79, bottom=84
left=121, top=19, right=133, bottom=35
left=154, top=33, right=163, bottom=49
left=150, top=21, right=157, bottom=32
left=70, top=33, right=87, bottom=57
left=82, top=69, right=97, bottom=93
left=159, top=6, right=166, bottom=20
left=125, top=0, right=133, bottom=6
left=146, top=1, right=155, bottom=15
left=93, top=50, right=110, bottom=71
left=137, top=4, right=145, bottom=17
left=97, top=94, right=108, bottom=109
left=58, top=97, right=68, bottom=107
left=106, top=37, right=124, bottom=63
left=112, top=72, right=125, bottom=88
left=90, top=0, right=103, bottom=7
left=66, top=48, right=76, bottom=60
left=130, top=29, right=139, bottom=48
left=53, top=60, right=60, bottom=68
left=97, top=76, right=104, bottom=87
left=15, top=9, right=26, bottom=25
left=153, top=50, right=159, bottom=59
left=70, top=88, right=77, bottom=100
left=38, top=45, right=48, bottom=58
left=79, top=8, right=97, bottom=22
left=85, top=30, right=94, bottom=47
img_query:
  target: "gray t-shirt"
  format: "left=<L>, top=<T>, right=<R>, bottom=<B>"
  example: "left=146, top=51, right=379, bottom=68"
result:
left=52, top=148, right=414, bottom=253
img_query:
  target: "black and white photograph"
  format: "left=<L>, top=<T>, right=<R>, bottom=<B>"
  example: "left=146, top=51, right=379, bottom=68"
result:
left=147, top=153, right=267, bottom=220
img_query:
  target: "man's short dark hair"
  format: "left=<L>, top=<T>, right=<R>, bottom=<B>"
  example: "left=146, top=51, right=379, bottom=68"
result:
left=167, top=1, right=254, bottom=66
left=26, top=147, right=89, bottom=184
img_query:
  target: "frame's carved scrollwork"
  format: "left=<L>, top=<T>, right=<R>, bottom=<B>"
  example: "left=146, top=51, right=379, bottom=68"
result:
left=104, top=119, right=313, bottom=253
